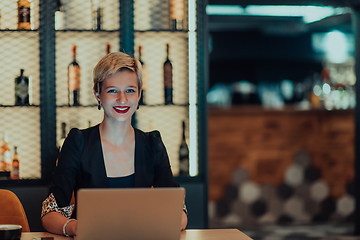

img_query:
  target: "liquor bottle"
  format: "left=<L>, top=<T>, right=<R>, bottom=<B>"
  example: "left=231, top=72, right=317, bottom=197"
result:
left=18, top=0, right=31, bottom=30
left=0, top=133, right=11, bottom=172
left=10, top=147, right=19, bottom=180
left=163, top=44, right=173, bottom=105
left=15, top=69, right=30, bottom=106
left=169, top=0, right=184, bottom=30
left=55, top=0, right=65, bottom=30
left=57, top=122, right=66, bottom=151
left=106, top=43, right=111, bottom=55
left=138, top=46, right=147, bottom=105
left=178, top=121, right=189, bottom=176
left=68, top=45, right=81, bottom=106
left=91, top=0, right=102, bottom=30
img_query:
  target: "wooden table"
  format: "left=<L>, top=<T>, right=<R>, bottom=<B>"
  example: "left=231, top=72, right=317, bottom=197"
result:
left=21, top=229, right=253, bottom=240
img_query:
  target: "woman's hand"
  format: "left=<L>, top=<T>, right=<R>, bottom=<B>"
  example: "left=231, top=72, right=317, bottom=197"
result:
left=181, top=210, right=188, bottom=231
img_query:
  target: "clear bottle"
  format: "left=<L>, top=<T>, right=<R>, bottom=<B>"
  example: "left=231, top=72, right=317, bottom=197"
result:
left=178, top=121, right=189, bottom=176
left=18, top=0, right=31, bottom=30
left=91, top=0, right=103, bottom=30
left=55, top=0, right=65, bottom=30
left=163, top=44, right=173, bottom=105
left=169, top=0, right=184, bottom=31
left=10, top=147, right=19, bottom=180
left=15, top=69, right=30, bottom=106
left=138, top=45, right=147, bottom=105
left=68, top=45, right=81, bottom=106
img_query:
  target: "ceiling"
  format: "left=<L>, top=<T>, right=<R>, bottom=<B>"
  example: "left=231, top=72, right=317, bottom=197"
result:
left=207, top=0, right=356, bottom=34
left=208, top=0, right=360, bottom=7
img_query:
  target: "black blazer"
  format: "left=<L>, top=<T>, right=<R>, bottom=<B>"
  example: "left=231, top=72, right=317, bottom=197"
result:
left=49, top=125, right=179, bottom=218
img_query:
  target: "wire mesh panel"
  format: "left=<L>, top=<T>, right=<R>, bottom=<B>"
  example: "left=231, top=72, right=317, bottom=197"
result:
left=0, top=107, right=41, bottom=179
left=0, top=31, right=40, bottom=105
left=61, top=0, right=119, bottom=30
left=134, top=0, right=192, bottom=176
left=135, top=32, right=189, bottom=105
left=136, top=106, right=189, bottom=175
left=0, top=0, right=197, bottom=180
left=134, top=0, right=188, bottom=31
left=0, top=0, right=40, bottom=180
left=0, top=0, right=40, bottom=30
left=57, top=107, right=104, bottom=139
left=54, top=0, right=120, bottom=155
left=56, top=31, right=120, bottom=106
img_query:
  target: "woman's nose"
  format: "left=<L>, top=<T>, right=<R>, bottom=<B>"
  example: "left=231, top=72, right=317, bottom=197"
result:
left=117, top=92, right=127, bottom=104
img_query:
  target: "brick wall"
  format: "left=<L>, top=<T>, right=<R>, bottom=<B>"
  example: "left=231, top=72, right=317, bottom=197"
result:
left=208, top=106, right=355, bottom=226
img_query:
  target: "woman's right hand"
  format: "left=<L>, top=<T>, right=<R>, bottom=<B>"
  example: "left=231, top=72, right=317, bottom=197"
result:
left=65, top=220, right=77, bottom=236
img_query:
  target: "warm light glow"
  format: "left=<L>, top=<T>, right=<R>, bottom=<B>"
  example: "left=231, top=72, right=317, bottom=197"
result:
left=170, top=0, right=184, bottom=20
left=188, top=0, right=197, bottom=176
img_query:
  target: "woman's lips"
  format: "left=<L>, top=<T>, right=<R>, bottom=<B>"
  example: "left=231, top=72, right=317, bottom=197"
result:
left=114, top=106, right=130, bottom=114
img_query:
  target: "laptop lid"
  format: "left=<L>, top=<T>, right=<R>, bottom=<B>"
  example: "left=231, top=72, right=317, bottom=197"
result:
left=75, top=188, right=185, bottom=240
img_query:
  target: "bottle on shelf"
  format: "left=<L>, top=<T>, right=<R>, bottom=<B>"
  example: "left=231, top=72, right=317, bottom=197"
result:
left=169, top=0, right=184, bottom=31
left=91, top=0, right=103, bottom=30
left=57, top=122, right=66, bottom=151
left=106, top=43, right=111, bottom=55
left=164, top=43, right=173, bottom=105
left=15, top=69, right=30, bottom=106
left=178, top=121, right=189, bottom=176
left=138, top=45, right=147, bottom=105
left=18, top=0, right=31, bottom=30
left=10, top=147, right=19, bottom=180
left=55, top=0, right=65, bottom=30
left=68, top=45, right=81, bottom=106
left=0, top=132, right=11, bottom=172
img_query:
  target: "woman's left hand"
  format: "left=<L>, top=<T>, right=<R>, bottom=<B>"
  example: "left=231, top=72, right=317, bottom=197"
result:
left=181, top=210, right=188, bottom=231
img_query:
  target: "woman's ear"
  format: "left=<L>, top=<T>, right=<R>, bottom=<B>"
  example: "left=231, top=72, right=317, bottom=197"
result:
left=94, top=90, right=100, bottom=101
left=138, top=88, right=142, bottom=101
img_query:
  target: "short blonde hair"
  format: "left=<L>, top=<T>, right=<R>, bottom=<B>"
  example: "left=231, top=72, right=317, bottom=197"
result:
left=93, top=52, right=143, bottom=94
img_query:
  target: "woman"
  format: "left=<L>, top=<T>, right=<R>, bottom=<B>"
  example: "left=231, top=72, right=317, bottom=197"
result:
left=41, top=52, right=188, bottom=236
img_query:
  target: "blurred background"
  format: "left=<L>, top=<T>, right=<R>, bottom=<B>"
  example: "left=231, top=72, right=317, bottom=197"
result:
left=206, top=0, right=360, bottom=239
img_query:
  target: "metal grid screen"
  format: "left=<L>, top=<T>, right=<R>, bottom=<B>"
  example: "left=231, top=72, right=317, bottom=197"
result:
left=134, top=0, right=190, bottom=175
left=0, top=0, right=41, bottom=179
left=0, top=0, right=194, bottom=179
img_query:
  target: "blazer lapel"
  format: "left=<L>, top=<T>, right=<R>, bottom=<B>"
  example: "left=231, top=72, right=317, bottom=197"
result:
left=89, top=125, right=108, bottom=188
left=134, top=128, right=142, bottom=187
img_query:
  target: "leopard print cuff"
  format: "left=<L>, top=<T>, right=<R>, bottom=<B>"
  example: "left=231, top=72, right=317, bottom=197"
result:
left=41, top=193, right=74, bottom=219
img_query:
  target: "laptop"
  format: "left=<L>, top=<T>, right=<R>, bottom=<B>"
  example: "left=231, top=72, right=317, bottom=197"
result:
left=75, top=187, right=185, bottom=240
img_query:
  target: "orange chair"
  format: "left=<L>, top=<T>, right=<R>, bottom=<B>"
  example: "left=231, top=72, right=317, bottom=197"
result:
left=0, top=189, right=30, bottom=232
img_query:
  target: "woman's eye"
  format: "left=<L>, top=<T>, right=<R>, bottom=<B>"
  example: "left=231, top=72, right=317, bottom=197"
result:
left=127, top=89, right=136, bottom=93
left=107, top=89, right=116, bottom=93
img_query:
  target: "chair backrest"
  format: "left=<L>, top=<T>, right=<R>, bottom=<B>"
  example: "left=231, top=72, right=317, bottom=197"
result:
left=0, top=189, right=30, bottom=232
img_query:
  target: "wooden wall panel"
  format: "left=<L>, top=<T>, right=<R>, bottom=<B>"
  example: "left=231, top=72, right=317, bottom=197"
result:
left=208, top=106, right=354, bottom=201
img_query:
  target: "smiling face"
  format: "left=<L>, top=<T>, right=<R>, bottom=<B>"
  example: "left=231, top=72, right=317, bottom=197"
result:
left=95, top=69, right=141, bottom=123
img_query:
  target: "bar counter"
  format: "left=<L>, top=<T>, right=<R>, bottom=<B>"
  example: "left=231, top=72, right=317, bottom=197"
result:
left=208, top=105, right=354, bottom=202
